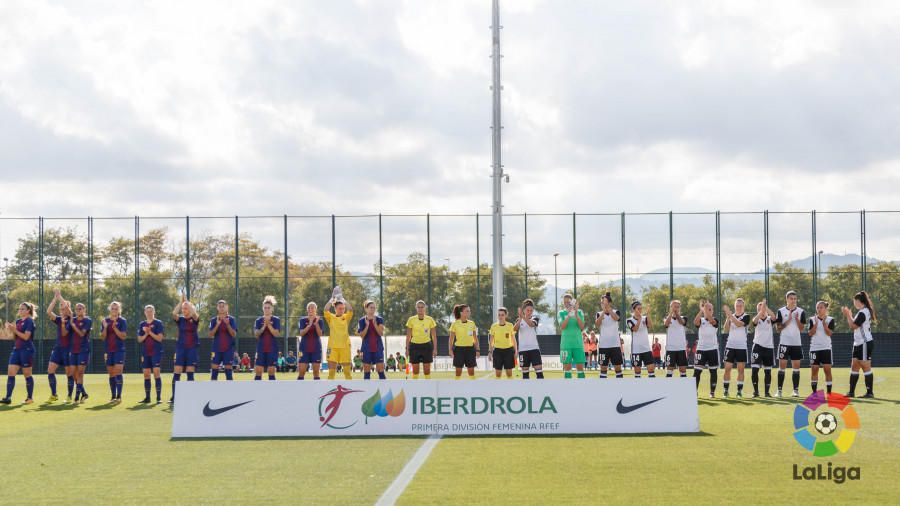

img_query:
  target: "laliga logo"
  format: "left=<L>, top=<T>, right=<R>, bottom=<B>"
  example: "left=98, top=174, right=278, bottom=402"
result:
left=361, top=389, right=406, bottom=424
left=792, top=391, right=860, bottom=457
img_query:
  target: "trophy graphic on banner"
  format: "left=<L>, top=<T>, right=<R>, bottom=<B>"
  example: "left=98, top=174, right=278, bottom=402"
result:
left=331, top=285, right=345, bottom=303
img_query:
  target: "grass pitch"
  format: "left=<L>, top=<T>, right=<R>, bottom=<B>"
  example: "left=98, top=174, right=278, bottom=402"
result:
left=1, top=367, right=897, bottom=505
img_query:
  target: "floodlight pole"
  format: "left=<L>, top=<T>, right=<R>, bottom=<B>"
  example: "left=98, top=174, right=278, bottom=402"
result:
left=491, top=0, right=505, bottom=321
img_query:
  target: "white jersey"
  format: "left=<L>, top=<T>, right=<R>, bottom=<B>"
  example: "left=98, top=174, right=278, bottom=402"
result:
left=627, top=315, right=650, bottom=354
left=516, top=316, right=540, bottom=351
left=665, top=315, right=688, bottom=351
left=596, top=310, right=621, bottom=348
left=753, top=315, right=774, bottom=348
left=697, top=316, right=719, bottom=351
left=808, top=315, right=835, bottom=351
left=852, top=308, right=873, bottom=345
left=724, top=313, right=750, bottom=350
left=775, top=306, right=806, bottom=346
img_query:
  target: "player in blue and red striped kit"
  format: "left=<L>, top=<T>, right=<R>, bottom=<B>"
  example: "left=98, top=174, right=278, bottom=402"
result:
left=254, top=295, right=281, bottom=381
left=68, top=303, right=92, bottom=403
left=170, top=293, right=200, bottom=404
left=102, top=302, right=128, bottom=404
left=208, top=300, right=237, bottom=381
left=297, top=301, right=324, bottom=380
left=138, top=305, right=165, bottom=404
left=357, top=300, right=386, bottom=380
left=1, top=302, right=37, bottom=404
left=46, top=289, right=75, bottom=403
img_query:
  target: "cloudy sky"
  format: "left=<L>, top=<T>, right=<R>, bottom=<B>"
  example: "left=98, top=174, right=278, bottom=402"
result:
left=1, top=0, right=899, bottom=278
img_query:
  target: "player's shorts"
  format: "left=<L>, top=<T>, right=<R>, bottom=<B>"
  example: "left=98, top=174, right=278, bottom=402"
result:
left=408, top=342, right=434, bottom=364
left=327, top=347, right=351, bottom=364
left=809, top=349, right=833, bottom=366
left=49, top=346, right=71, bottom=366
left=518, top=349, right=542, bottom=368
left=362, top=350, right=384, bottom=365
left=255, top=350, right=278, bottom=368
left=8, top=349, right=34, bottom=368
left=560, top=346, right=586, bottom=366
left=751, top=344, right=774, bottom=367
left=105, top=351, right=125, bottom=366
left=141, top=353, right=163, bottom=369
left=665, top=350, right=688, bottom=368
left=631, top=351, right=654, bottom=367
left=597, top=347, right=624, bottom=367
left=852, top=341, right=874, bottom=361
left=212, top=351, right=234, bottom=366
left=453, top=346, right=477, bottom=368
left=298, top=351, right=322, bottom=364
left=695, top=349, right=720, bottom=369
left=778, top=344, right=803, bottom=362
left=69, top=350, right=90, bottom=367
left=492, top=347, right=515, bottom=370
left=174, top=347, right=199, bottom=368
left=724, top=348, right=748, bottom=364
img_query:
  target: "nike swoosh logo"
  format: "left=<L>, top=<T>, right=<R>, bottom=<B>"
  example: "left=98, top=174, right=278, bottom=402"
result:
left=616, top=397, right=664, bottom=414
left=203, top=400, right=253, bottom=417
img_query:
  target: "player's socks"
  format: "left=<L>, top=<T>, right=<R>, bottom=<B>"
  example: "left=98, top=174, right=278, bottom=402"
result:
left=737, top=381, right=743, bottom=395
left=751, top=367, right=759, bottom=394
left=116, top=374, right=123, bottom=398
left=666, top=371, right=673, bottom=378
left=811, top=380, right=818, bottom=392
left=599, top=371, right=607, bottom=379
left=364, top=372, right=371, bottom=380
left=25, top=376, right=34, bottom=399
left=225, top=369, right=233, bottom=381
left=187, top=372, right=195, bottom=381
left=680, top=372, right=687, bottom=378
left=108, top=376, right=116, bottom=397
left=268, top=374, right=276, bottom=381
left=564, top=371, right=572, bottom=379
left=826, top=381, right=832, bottom=394
left=635, top=373, right=641, bottom=379
left=577, top=371, right=585, bottom=379
left=172, top=373, right=181, bottom=398
left=777, top=369, right=786, bottom=390
left=254, top=375, right=262, bottom=380
left=864, top=371, right=874, bottom=395
left=424, top=374, right=431, bottom=379
left=155, top=378, right=162, bottom=400
left=74, top=383, right=81, bottom=401
left=468, top=374, right=476, bottom=380
left=535, top=370, right=544, bottom=379
left=791, top=369, right=800, bottom=390
left=378, top=371, right=386, bottom=379
left=649, top=372, right=655, bottom=378
left=328, top=369, right=336, bottom=380
left=412, top=373, right=419, bottom=380
left=343, top=369, right=352, bottom=380
left=522, top=371, right=530, bottom=379
left=144, top=378, right=152, bottom=398
left=454, top=375, right=461, bottom=380
left=764, top=368, right=772, bottom=395
left=693, top=368, right=702, bottom=388
left=723, top=380, right=730, bottom=395
left=709, top=369, right=717, bottom=395
left=48, top=373, right=57, bottom=396
left=211, top=369, right=219, bottom=381
left=848, top=371, right=859, bottom=395
left=615, top=372, right=623, bottom=379
left=67, top=375, right=75, bottom=398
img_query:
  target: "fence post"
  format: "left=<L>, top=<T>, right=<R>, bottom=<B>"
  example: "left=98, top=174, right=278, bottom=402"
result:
left=426, top=213, right=432, bottom=310
left=523, top=213, right=528, bottom=296
left=620, top=212, right=626, bottom=332
left=283, top=214, right=289, bottom=353
left=572, top=212, right=577, bottom=298
left=378, top=214, right=384, bottom=315
left=811, top=210, right=818, bottom=302
left=669, top=211, right=674, bottom=301
left=331, top=215, right=336, bottom=288
left=38, top=217, right=44, bottom=367
left=134, top=216, right=140, bottom=366
left=861, top=210, right=867, bottom=291
left=234, top=216, right=240, bottom=354
left=476, top=213, right=480, bottom=324
left=715, top=211, right=722, bottom=336
left=185, top=216, right=191, bottom=299
left=764, top=211, right=770, bottom=303
left=88, top=216, right=93, bottom=373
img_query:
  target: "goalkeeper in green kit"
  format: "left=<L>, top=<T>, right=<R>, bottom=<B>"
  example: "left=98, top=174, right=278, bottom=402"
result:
left=558, top=293, right=586, bottom=378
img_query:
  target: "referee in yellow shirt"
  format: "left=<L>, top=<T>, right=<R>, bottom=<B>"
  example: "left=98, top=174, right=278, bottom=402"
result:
left=489, top=307, right=517, bottom=378
left=324, top=297, right=354, bottom=380
left=449, top=304, right=479, bottom=379
left=405, top=300, right=437, bottom=379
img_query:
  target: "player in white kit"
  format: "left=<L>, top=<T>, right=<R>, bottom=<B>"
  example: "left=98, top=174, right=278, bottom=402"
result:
left=595, top=293, right=623, bottom=379
left=693, top=300, right=720, bottom=398
left=808, top=300, right=835, bottom=394
left=515, top=299, right=543, bottom=379
left=626, top=301, right=655, bottom=379
left=841, top=291, right=877, bottom=398
left=774, top=291, right=806, bottom=398
left=722, top=298, right=750, bottom=398
left=664, top=300, right=689, bottom=378
left=750, top=300, right=777, bottom=398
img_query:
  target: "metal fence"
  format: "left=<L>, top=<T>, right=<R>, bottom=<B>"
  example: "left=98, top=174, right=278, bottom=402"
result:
left=1, top=211, right=897, bottom=372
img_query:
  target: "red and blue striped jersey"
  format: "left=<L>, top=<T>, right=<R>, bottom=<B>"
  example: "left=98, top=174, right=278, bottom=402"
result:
left=175, top=316, right=200, bottom=349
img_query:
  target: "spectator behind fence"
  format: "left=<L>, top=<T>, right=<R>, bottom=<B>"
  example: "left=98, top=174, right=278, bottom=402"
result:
left=277, top=352, right=286, bottom=372
left=240, top=353, right=251, bottom=372
left=386, top=353, right=397, bottom=372
left=285, top=351, right=297, bottom=373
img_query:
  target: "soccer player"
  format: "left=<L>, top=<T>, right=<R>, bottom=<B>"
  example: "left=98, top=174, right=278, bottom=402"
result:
left=664, top=300, right=689, bottom=378
left=68, top=303, right=92, bottom=403
left=137, top=304, right=165, bottom=403
left=722, top=299, right=750, bottom=398
left=208, top=300, right=237, bottom=381
left=254, top=295, right=281, bottom=381
left=449, top=304, right=479, bottom=379
left=693, top=300, right=720, bottom=398
left=595, top=292, right=623, bottom=379
left=489, top=307, right=517, bottom=379
left=102, top=301, right=127, bottom=404
left=774, top=290, right=806, bottom=398
left=405, top=300, right=437, bottom=380
left=558, top=293, right=586, bottom=379
left=627, top=301, right=655, bottom=379
left=842, top=291, right=877, bottom=398
left=45, top=289, right=74, bottom=403
left=323, top=296, right=353, bottom=380
left=297, top=302, right=324, bottom=380
left=808, top=301, right=835, bottom=395
left=1, top=302, right=37, bottom=404
left=750, top=299, right=776, bottom=398
left=515, top=299, right=543, bottom=379
left=357, top=300, right=386, bottom=380
left=170, top=293, right=200, bottom=404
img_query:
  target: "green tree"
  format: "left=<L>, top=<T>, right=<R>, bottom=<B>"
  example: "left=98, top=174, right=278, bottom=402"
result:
left=10, top=227, right=90, bottom=282
left=455, top=263, right=549, bottom=333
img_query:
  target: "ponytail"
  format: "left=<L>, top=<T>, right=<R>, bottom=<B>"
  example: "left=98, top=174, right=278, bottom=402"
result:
left=855, top=291, right=877, bottom=322
left=601, top=292, right=612, bottom=303
left=453, top=304, right=469, bottom=320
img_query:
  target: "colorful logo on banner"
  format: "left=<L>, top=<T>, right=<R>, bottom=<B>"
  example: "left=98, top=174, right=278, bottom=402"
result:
left=318, top=385, right=362, bottom=429
left=361, top=389, right=406, bottom=423
left=792, top=391, right=860, bottom=457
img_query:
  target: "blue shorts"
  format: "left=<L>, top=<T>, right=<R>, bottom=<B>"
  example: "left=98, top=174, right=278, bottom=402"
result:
left=49, top=346, right=71, bottom=366
left=212, top=351, right=234, bottom=366
left=69, top=351, right=90, bottom=367
left=105, top=351, right=125, bottom=366
left=298, top=351, right=322, bottom=364
left=362, top=350, right=384, bottom=365
left=174, top=348, right=199, bottom=368
left=256, top=351, right=278, bottom=368
left=141, top=353, right=163, bottom=369
left=9, top=349, right=35, bottom=368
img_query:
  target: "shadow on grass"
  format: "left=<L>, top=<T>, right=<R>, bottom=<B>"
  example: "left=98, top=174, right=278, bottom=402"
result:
left=35, top=403, right=76, bottom=411
left=85, top=402, right=119, bottom=411
left=847, top=397, right=900, bottom=405
left=0, top=404, right=24, bottom=411
left=126, top=403, right=158, bottom=411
